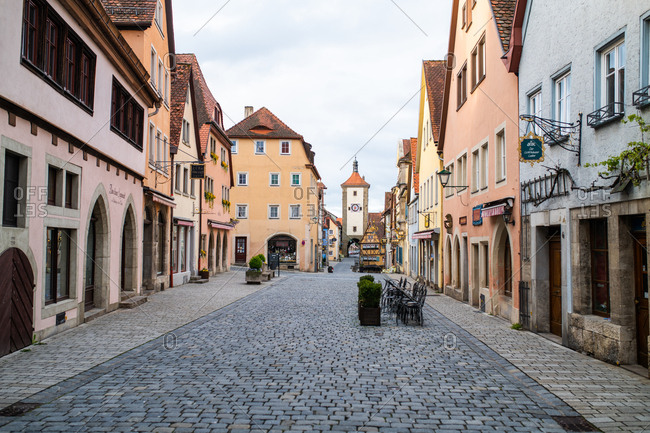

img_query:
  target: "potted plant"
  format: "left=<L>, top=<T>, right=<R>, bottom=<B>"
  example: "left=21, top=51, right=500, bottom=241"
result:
left=210, top=152, right=218, bottom=164
left=221, top=160, right=228, bottom=169
left=245, top=256, right=264, bottom=284
left=358, top=275, right=381, bottom=326
left=199, top=268, right=209, bottom=279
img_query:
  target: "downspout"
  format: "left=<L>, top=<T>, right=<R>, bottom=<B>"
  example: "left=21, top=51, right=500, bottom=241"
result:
left=199, top=158, right=203, bottom=273
left=149, top=100, right=161, bottom=117
left=169, top=151, right=174, bottom=288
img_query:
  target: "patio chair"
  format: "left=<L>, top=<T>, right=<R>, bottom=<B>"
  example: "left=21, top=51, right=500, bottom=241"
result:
left=397, top=283, right=426, bottom=326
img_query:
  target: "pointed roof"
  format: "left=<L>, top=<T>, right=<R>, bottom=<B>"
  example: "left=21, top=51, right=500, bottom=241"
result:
left=169, top=62, right=191, bottom=147
left=226, top=107, right=304, bottom=140
left=367, top=212, right=385, bottom=239
left=489, top=0, right=517, bottom=52
left=341, top=159, right=370, bottom=188
left=422, top=60, right=446, bottom=142
left=410, top=137, right=419, bottom=194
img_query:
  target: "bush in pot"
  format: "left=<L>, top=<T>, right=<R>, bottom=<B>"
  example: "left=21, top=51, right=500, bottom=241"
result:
left=246, top=256, right=264, bottom=284
left=358, top=276, right=381, bottom=326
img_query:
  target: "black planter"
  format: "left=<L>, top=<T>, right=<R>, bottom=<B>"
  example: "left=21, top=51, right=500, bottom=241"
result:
left=199, top=270, right=210, bottom=279
left=359, top=306, right=381, bottom=326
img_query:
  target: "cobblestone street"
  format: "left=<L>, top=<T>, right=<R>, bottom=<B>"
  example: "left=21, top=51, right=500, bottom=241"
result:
left=0, top=259, right=648, bottom=432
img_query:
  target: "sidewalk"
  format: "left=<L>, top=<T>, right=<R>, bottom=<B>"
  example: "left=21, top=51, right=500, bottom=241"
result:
left=384, top=274, right=650, bottom=433
left=0, top=270, right=277, bottom=410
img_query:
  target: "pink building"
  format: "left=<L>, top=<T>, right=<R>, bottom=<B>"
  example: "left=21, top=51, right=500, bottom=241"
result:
left=175, top=54, right=234, bottom=275
left=0, top=0, right=158, bottom=352
left=439, top=0, right=520, bottom=322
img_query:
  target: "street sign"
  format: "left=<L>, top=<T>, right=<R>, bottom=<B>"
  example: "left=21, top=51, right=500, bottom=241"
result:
left=190, top=164, right=205, bottom=179
left=519, top=132, right=545, bottom=166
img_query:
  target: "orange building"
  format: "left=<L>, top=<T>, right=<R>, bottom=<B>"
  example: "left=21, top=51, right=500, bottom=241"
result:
left=439, top=0, right=520, bottom=322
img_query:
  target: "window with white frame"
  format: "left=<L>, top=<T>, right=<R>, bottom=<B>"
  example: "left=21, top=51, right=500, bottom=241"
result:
left=471, top=149, right=479, bottom=192
left=429, top=175, right=433, bottom=208
left=236, top=204, right=248, bottom=219
left=457, top=62, right=468, bottom=108
left=155, top=130, right=162, bottom=170
left=554, top=72, right=571, bottom=123
left=600, top=39, right=625, bottom=109
left=268, top=205, right=279, bottom=219
left=291, top=173, right=301, bottom=186
left=643, top=17, right=650, bottom=88
left=289, top=204, right=301, bottom=219
left=149, top=123, right=155, bottom=164
left=150, top=47, right=156, bottom=88
left=280, top=140, right=291, bottom=155
left=158, top=59, right=164, bottom=97
left=154, top=0, right=163, bottom=31
left=445, top=163, right=454, bottom=198
left=496, top=129, right=506, bottom=182
left=237, top=172, right=248, bottom=186
left=528, top=90, right=542, bottom=134
left=480, top=142, right=488, bottom=189
left=434, top=172, right=439, bottom=205
left=471, top=34, right=485, bottom=89
left=183, top=167, right=188, bottom=193
left=457, top=154, right=467, bottom=189
left=190, top=178, right=195, bottom=197
left=231, top=139, right=238, bottom=154
left=164, top=69, right=169, bottom=105
left=269, top=172, right=280, bottom=186
left=175, top=164, right=181, bottom=191
left=162, top=136, right=168, bottom=173
left=255, top=140, right=265, bottom=154
left=182, top=119, right=190, bottom=144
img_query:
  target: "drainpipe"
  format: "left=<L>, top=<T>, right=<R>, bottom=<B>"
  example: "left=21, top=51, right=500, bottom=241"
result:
left=198, top=158, right=203, bottom=273
left=149, top=100, right=161, bottom=118
left=169, top=151, right=174, bottom=288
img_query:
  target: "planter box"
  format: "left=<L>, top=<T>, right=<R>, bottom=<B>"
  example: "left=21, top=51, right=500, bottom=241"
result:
left=359, top=306, right=381, bottom=326
left=199, top=270, right=210, bottom=280
left=246, top=270, right=263, bottom=284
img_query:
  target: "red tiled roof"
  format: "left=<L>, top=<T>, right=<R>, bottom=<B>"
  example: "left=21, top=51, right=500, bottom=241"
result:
left=423, top=60, right=446, bottom=142
left=402, top=139, right=411, bottom=158
left=336, top=218, right=342, bottom=227
left=226, top=107, right=304, bottom=140
left=101, top=0, right=156, bottom=26
left=384, top=192, right=392, bottom=212
left=489, top=0, right=517, bottom=52
left=410, top=137, right=419, bottom=194
left=169, top=62, right=191, bottom=147
left=341, top=172, right=370, bottom=187
left=367, top=212, right=385, bottom=239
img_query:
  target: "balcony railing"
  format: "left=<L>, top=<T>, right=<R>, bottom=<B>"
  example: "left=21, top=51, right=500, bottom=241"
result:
left=587, top=102, right=624, bottom=128
left=633, top=85, right=650, bottom=108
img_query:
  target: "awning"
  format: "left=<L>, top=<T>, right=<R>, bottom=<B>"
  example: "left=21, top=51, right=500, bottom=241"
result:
left=208, top=220, right=234, bottom=230
left=412, top=228, right=440, bottom=240
left=481, top=204, right=506, bottom=218
left=145, top=188, right=176, bottom=209
left=174, top=217, right=194, bottom=227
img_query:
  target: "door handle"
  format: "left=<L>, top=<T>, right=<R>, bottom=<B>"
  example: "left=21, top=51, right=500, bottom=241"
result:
left=635, top=299, right=640, bottom=305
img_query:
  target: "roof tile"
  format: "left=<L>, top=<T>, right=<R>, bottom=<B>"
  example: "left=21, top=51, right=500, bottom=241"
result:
left=422, top=60, right=447, bottom=142
left=101, top=0, right=156, bottom=26
left=489, top=0, right=517, bottom=51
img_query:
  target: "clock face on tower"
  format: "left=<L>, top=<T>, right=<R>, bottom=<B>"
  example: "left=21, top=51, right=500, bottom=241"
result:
left=350, top=203, right=361, bottom=212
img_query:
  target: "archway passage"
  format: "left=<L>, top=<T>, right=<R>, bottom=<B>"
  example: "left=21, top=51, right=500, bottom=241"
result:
left=121, top=206, right=137, bottom=293
left=0, top=248, right=34, bottom=357
left=215, top=231, right=221, bottom=273
left=208, top=233, right=214, bottom=273
left=85, top=198, right=109, bottom=313
left=347, top=238, right=360, bottom=257
left=268, top=235, right=297, bottom=268
left=142, top=208, right=153, bottom=288
left=221, top=233, right=228, bottom=270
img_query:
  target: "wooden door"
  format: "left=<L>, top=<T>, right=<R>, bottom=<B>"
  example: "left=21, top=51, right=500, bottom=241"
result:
left=235, top=237, right=247, bottom=264
left=634, top=235, right=648, bottom=367
left=549, top=239, right=562, bottom=337
left=0, top=248, right=34, bottom=357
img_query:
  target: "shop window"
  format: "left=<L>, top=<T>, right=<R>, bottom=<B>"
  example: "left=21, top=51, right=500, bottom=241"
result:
left=591, top=219, right=610, bottom=317
left=45, top=228, right=72, bottom=303
left=268, top=235, right=297, bottom=265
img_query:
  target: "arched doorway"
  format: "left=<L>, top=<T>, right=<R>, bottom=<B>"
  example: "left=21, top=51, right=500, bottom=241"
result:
left=142, top=207, right=153, bottom=288
left=215, top=231, right=221, bottom=273
left=268, top=235, right=297, bottom=269
left=444, top=237, right=452, bottom=286
left=157, top=211, right=165, bottom=276
left=0, top=248, right=34, bottom=356
left=208, top=233, right=214, bottom=273
left=347, top=238, right=360, bottom=257
left=221, top=233, right=228, bottom=270
left=453, top=236, right=461, bottom=288
left=85, top=197, right=109, bottom=313
left=121, top=206, right=137, bottom=293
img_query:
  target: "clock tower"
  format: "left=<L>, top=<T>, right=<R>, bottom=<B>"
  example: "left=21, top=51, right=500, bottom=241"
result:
left=341, top=159, right=370, bottom=255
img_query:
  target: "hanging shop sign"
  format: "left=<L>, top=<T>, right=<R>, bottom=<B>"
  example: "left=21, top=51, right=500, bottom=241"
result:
left=518, top=131, right=545, bottom=166
left=459, top=216, right=467, bottom=226
left=190, top=163, right=205, bottom=179
left=472, top=205, right=483, bottom=226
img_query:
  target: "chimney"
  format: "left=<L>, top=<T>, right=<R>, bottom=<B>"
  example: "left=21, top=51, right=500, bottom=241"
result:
left=245, top=106, right=254, bottom=118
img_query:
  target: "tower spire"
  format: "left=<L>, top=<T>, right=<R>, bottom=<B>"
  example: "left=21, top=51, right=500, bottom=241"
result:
left=353, top=158, right=358, bottom=173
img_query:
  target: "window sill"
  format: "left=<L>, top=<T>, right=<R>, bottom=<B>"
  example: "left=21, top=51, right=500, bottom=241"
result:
left=496, top=177, right=506, bottom=185
left=110, top=126, right=143, bottom=152
left=470, top=76, right=485, bottom=94
left=456, top=100, right=467, bottom=111
left=42, top=298, right=76, bottom=318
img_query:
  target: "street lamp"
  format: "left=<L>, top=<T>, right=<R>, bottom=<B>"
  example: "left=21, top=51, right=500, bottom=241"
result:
left=437, top=169, right=467, bottom=193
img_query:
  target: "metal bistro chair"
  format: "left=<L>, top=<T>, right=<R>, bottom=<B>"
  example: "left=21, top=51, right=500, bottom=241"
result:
left=381, top=278, right=399, bottom=313
left=397, top=283, right=426, bottom=326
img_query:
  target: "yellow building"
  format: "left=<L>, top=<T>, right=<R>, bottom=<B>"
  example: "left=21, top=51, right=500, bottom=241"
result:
left=414, top=60, right=446, bottom=289
left=104, top=0, right=175, bottom=292
left=227, top=107, right=322, bottom=272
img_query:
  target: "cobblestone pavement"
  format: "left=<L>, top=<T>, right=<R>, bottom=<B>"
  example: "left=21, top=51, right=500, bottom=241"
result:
left=423, top=291, right=650, bottom=433
left=0, top=260, right=599, bottom=432
left=0, top=270, right=271, bottom=409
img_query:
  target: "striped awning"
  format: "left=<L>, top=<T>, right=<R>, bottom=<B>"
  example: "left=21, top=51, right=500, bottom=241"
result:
left=481, top=204, right=506, bottom=218
left=412, top=229, right=439, bottom=240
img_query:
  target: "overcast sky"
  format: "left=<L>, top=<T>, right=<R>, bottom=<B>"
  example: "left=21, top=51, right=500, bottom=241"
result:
left=172, top=0, right=452, bottom=217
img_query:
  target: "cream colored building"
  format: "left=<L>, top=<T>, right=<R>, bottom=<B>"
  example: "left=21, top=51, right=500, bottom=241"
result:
left=414, top=60, right=446, bottom=289
left=227, top=107, right=322, bottom=272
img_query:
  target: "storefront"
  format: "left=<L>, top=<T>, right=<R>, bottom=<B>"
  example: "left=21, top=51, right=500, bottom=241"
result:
left=413, top=229, right=439, bottom=288
left=172, top=217, right=195, bottom=286
left=268, top=235, right=297, bottom=268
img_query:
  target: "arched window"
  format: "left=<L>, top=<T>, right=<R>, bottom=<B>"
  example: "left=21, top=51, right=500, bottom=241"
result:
left=157, top=212, right=165, bottom=274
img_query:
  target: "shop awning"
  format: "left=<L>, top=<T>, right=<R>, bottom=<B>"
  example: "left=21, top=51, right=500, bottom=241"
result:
left=174, top=217, right=194, bottom=227
left=481, top=204, right=506, bottom=218
left=145, top=187, right=176, bottom=209
left=208, top=220, right=234, bottom=230
left=412, top=229, right=440, bottom=240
